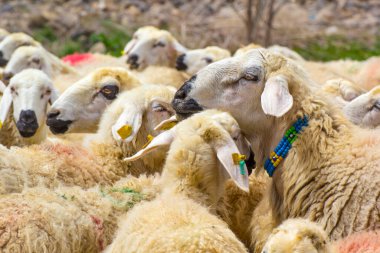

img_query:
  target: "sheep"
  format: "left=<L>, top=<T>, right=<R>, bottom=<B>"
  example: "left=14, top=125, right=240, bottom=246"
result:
left=322, top=78, right=366, bottom=106
left=342, top=85, right=380, bottom=128
left=171, top=49, right=380, bottom=252
left=0, top=174, right=161, bottom=253
left=0, top=84, right=175, bottom=194
left=105, top=110, right=251, bottom=253
left=0, top=32, right=40, bottom=67
left=3, top=46, right=80, bottom=90
left=176, top=46, right=231, bottom=75
left=123, top=26, right=187, bottom=70
left=262, top=218, right=380, bottom=253
left=0, top=69, right=59, bottom=147
left=47, top=67, right=141, bottom=134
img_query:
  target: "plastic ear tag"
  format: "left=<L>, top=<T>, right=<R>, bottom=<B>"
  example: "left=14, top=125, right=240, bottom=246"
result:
left=232, top=153, right=247, bottom=175
left=0, top=120, right=2, bottom=130
left=160, top=121, right=177, bottom=130
left=117, top=124, right=133, bottom=140
left=142, top=134, right=154, bottom=149
left=121, top=50, right=125, bottom=55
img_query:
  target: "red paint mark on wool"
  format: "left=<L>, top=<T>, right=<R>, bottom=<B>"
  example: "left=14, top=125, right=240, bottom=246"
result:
left=91, top=215, right=105, bottom=251
left=336, top=230, right=380, bottom=253
left=62, top=53, right=93, bottom=66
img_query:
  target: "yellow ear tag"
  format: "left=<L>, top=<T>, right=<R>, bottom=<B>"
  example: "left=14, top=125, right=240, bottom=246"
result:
left=117, top=124, right=133, bottom=140
left=142, top=134, right=154, bottom=149
left=121, top=50, right=125, bottom=55
left=232, top=153, right=246, bottom=165
left=0, top=120, right=3, bottom=130
left=160, top=121, right=177, bottom=130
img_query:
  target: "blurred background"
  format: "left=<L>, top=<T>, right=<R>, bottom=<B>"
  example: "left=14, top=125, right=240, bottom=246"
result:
left=1, top=0, right=379, bottom=61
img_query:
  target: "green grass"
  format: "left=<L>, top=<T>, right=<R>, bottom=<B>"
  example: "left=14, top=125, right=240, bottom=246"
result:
left=294, top=36, right=380, bottom=62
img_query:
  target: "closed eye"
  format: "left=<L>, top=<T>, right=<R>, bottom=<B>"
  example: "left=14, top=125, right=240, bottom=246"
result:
left=153, top=41, right=165, bottom=48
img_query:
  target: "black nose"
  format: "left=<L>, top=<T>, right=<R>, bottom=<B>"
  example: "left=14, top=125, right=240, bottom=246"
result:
left=19, top=110, right=37, bottom=124
left=47, top=109, right=60, bottom=120
left=2, top=72, right=13, bottom=84
left=16, top=110, right=39, bottom=137
left=0, top=51, right=7, bottom=67
left=127, top=54, right=139, bottom=65
left=172, top=75, right=203, bottom=117
left=176, top=54, right=187, bottom=71
left=174, top=78, right=193, bottom=100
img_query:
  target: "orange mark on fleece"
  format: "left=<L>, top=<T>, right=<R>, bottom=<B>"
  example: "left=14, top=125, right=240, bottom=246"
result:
left=91, top=215, right=105, bottom=251
left=41, top=143, right=89, bottom=157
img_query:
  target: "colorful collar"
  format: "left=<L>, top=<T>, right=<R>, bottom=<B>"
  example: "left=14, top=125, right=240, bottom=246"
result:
left=264, top=116, right=309, bottom=177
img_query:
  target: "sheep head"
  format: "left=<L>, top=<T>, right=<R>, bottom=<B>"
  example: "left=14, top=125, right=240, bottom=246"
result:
left=0, top=69, right=58, bottom=138
left=322, top=78, right=365, bottom=104
left=47, top=67, right=141, bottom=134
left=125, top=110, right=251, bottom=206
left=343, top=85, right=380, bottom=128
left=124, top=26, right=187, bottom=70
left=0, top=33, right=40, bottom=67
left=3, top=46, right=54, bottom=84
left=262, top=219, right=331, bottom=253
left=176, top=46, right=231, bottom=75
left=172, top=49, right=312, bottom=167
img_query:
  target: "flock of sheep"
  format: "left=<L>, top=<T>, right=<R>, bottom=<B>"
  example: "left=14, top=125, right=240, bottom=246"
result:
left=0, top=25, right=379, bottom=253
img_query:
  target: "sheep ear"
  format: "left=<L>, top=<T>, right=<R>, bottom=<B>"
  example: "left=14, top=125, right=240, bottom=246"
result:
left=123, top=128, right=175, bottom=162
left=0, top=80, right=6, bottom=93
left=0, top=87, right=13, bottom=129
left=172, top=40, right=187, bottom=55
left=112, top=106, right=143, bottom=143
left=261, top=75, right=293, bottom=117
left=49, top=87, right=60, bottom=105
left=214, top=134, right=249, bottom=192
left=123, top=39, right=137, bottom=55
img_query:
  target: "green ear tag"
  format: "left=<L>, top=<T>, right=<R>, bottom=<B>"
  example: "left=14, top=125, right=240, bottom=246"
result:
left=239, top=160, right=246, bottom=175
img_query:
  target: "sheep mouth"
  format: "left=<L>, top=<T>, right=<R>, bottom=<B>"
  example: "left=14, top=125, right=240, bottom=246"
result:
left=46, top=119, right=73, bottom=134
left=172, top=98, right=203, bottom=119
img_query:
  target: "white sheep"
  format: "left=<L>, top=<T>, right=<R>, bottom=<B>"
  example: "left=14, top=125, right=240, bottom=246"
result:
left=106, top=110, right=250, bottom=253
left=171, top=49, right=380, bottom=252
left=0, top=32, right=40, bottom=67
left=0, top=84, right=175, bottom=194
left=47, top=67, right=141, bottom=134
left=3, top=45, right=80, bottom=91
left=0, top=174, right=161, bottom=253
left=0, top=69, right=59, bottom=147
left=123, top=26, right=187, bottom=70
left=176, top=46, right=231, bottom=75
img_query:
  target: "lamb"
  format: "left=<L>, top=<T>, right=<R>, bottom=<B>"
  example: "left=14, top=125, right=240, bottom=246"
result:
left=47, top=67, right=141, bottom=134
left=0, top=174, right=161, bottom=253
left=105, top=110, right=251, bottom=253
left=175, top=46, right=231, bottom=75
left=0, top=69, right=59, bottom=147
left=0, top=84, right=175, bottom=194
left=123, top=26, right=187, bottom=70
left=0, top=32, right=40, bottom=67
left=262, top=218, right=380, bottom=253
left=171, top=49, right=380, bottom=252
left=3, top=45, right=80, bottom=90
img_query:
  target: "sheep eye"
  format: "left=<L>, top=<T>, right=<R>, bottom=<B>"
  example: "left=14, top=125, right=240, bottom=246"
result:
left=244, top=74, right=260, bottom=82
left=373, top=102, right=380, bottom=110
left=152, top=105, right=167, bottom=112
left=153, top=41, right=165, bottom=48
left=100, top=85, right=119, bottom=100
left=46, top=89, right=51, bottom=95
left=10, top=87, right=15, bottom=92
left=204, top=57, right=213, bottom=64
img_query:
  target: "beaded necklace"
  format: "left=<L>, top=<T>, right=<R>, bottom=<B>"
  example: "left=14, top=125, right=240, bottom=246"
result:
left=264, top=116, right=309, bottom=177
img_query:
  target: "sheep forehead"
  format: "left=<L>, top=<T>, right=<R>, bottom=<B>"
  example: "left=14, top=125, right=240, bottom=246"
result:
left=10, top=69, right=51, bottom=89
left=91, top=67, right=130, bottom=85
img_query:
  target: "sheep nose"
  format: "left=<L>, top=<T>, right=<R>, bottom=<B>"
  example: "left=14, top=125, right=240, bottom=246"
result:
left=47, top=110, right=60, bottom=120
left=174, top=79, right=193, bottom=100
left=127, top=54, right=138, bottom=64
left=176, top=54, right=187, bottom=71
left=19, top=110, right=37, bottom=124
left=2, top=72, right=13, bottom=83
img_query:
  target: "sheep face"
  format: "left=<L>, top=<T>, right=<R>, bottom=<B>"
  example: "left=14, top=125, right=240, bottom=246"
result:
left=0, top=69, right=58, bottom=137
left=0, top=33, right=40, bottom=67
left=109, top=85, right=176, bottom=144
left=125, top=110, right=251, bottom=196
left=3, top=46, right=52, bottom=84
left=124, top=26, right=187, bottom=70
left=176, top=46, right=231, bottom=76
left=262, top=219, right=331, bottom=253
left=47, top=68, right=139, bottom=134
left=343, top=85, right=380, bottom=128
